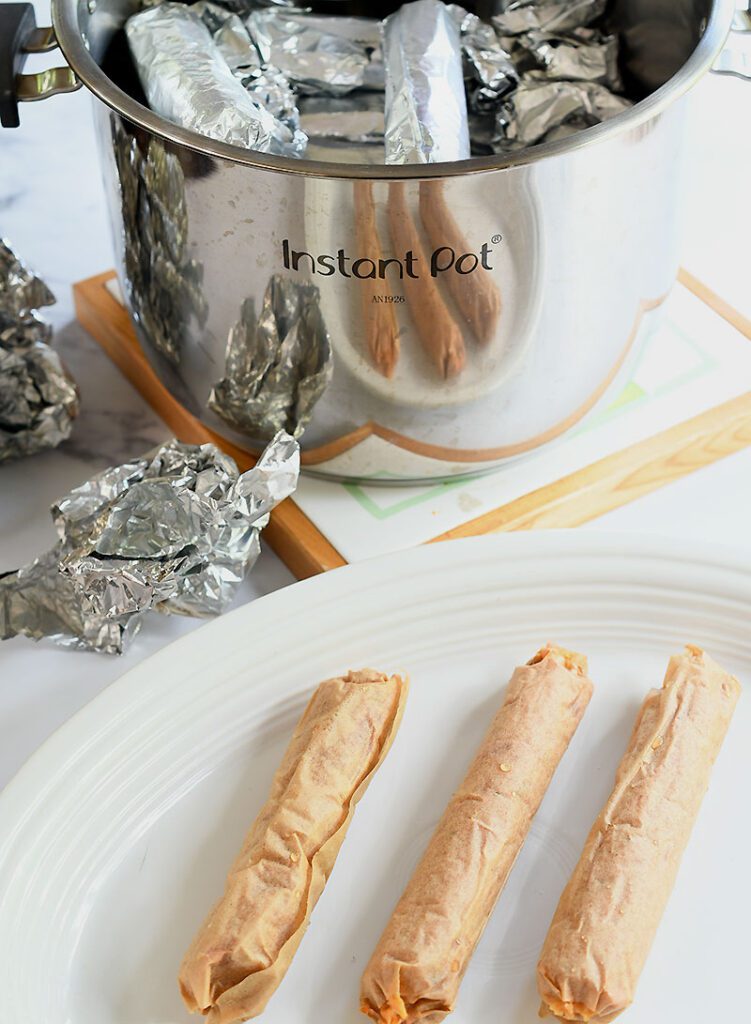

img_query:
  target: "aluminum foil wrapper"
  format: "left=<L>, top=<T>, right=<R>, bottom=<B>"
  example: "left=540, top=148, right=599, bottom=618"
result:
left=383, top=0, right=470, bottom=164
left=209, top=274, right=333, bottom=439
left=193, top=1, right=303, bottom=135
left=299, top=93, right=384, bottom=142
left=126, top=3, right=306, bottom=156
left=0, top=239, right=79, bottom=462
left=492, top=0, right=607, bottom=36
left=448, top=5, right=518, bottom=112
left=493, top=78, right=631, bottom=148
left=245, top=8, right=382, bottom=96
left=0, top=432, right=300, bottom=654
left=193, top=0, right=261, bottom=72
left=516, top=28, right=621, bottom=89
left=113, top=124, right=207, bottom=365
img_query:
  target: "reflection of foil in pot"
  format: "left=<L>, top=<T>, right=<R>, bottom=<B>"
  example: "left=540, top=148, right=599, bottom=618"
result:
left=209, top=274, right=333, bottom=439
left=113, top=123, right=207, bottom=365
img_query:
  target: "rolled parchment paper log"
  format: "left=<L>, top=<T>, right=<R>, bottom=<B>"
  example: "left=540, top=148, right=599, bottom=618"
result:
left=180, top=669, right=408, bottom=1024
left=537, top=646, right=741, bottom=1023
left=361, top=645, right=594, bottom=1024
left=383, top=0, right=470, bottom=164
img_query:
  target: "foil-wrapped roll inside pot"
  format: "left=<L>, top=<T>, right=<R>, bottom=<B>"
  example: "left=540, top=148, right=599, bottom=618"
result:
left=126, top=2, right=306, bottom=155
left=0, top=239, right=78, bottom=463
left=492, top=0, right=607, bottom=36
left=494, top=78, right=631, bottom=147
left=383, top=0, right=470, bottom=164
left=517, top=28, right=622, bottom=89
left=193, top=1, right=303, bottom=133
left=245, top=8, right=382, bottom=95
left=0, top=432, right=300, bottom=654
left=209, top=274, right=333, bottom=439
left=192, top=0, right=258, bottom=71
left=448, top=4, right=518, bottom=112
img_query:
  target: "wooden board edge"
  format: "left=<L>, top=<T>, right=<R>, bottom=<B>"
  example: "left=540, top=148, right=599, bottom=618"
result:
left=72, top=274, right=348, bottom=579
left=678, top=268, right=751, bottom=339
left=429, top=389, right=751, bottom=540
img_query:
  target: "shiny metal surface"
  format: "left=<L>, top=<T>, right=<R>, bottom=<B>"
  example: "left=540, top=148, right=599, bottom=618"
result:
left=52, top=0, right=736, bottom=481
left=16, top=64, right=81, bottom=102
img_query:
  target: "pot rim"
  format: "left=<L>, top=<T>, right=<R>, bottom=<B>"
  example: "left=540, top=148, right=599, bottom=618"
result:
left=52, top=0, right=734, bottom=179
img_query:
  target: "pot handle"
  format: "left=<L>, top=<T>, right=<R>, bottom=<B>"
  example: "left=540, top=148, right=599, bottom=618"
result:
left=712, top=2, right=751, bottom=81
left=0, top=2, right=80, bottom=128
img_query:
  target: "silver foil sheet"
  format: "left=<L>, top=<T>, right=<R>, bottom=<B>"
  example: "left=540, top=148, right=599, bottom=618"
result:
left=193, top=1, right=303, bottom=134
left=494, top=78, right=631, bottom=148
left=126, top=3, right=306, bottom=156
left=518, top=28, right=621, bottom=88
left=245, top=8, right=382, bottom=95
left=0, top=239, right=79, bottom=462
left=193, top=0, right=261, bottom=72
left=383, top=0, right=470, bottom=164
left=492, top=0, right=607, bottom=36
left=448, top=5, right=518, bottom=112
left=209, top=274, right=333, bottom=439
left=0, top=432, right=299, bottom=654
left=299, top=93, right=384, bottom=142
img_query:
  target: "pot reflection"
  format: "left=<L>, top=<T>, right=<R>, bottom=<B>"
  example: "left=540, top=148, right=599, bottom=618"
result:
left=208, top=274, right=333, bottom=439
left=113, top=122, right=207, bottom=366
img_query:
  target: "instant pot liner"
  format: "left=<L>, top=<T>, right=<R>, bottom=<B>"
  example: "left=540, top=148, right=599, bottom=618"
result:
left=38, top=0, right=737, bottom=481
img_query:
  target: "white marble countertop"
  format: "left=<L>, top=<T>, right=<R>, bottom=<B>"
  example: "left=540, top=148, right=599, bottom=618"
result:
left=1, top=2, right=750, bottom=791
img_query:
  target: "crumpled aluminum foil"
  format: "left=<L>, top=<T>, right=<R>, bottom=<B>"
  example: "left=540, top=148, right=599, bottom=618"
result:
left=493, top=78, right=631, bottom=148
left=383, top=0, right=470, bottom=164
left=126, top=3, right=307, bottom=155
left=516, top=27, right=621, bottom=89
left=193, top=0, right=260, bottom=71
left=0, top=432, right=299, bottom=654
left=245, top=8, right=382, bottom=96
left=492, top=0, right=607, bottom=36
left=299, top=93, right=384, bottom=143
left=448, top=4, right=518, bottom=112
left=113, top=124, right=207, bottom=365
left=0, top=239, right=79, bottom=462
left=209, top=275, right=333, bottom=439
left=193, top=1, right=303, bottom=135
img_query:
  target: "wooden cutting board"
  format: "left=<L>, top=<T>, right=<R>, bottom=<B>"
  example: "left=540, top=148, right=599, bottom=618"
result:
left=74, top=269, right=751, bottom=578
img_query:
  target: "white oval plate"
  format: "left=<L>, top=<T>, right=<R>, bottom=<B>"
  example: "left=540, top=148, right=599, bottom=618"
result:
left=0, top=533, right=748, bottom=1024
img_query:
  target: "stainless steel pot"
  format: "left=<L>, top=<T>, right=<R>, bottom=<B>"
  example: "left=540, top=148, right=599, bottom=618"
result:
left=3, top=0, right=748, bottom=481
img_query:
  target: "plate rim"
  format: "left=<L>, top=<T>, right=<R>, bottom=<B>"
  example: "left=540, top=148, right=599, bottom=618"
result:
left=1, top=530, right=749, bottom=831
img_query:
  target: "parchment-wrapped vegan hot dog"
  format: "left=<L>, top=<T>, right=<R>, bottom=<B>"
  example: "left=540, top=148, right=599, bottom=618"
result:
left=180, top=669, right=408, bottom=1024
left=361, top=644, right=593, bottom=1024
left=537, top=645, right=741, bottom=1023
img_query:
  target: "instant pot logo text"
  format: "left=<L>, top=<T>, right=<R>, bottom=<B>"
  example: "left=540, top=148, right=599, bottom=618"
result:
left=281, top=238, right=497, bottom=280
